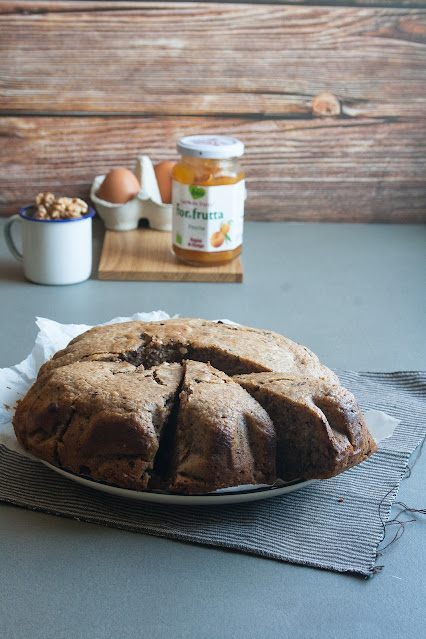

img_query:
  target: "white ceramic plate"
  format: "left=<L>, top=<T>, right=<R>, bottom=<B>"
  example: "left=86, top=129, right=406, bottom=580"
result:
left=41, top=460, right=313, bottom=506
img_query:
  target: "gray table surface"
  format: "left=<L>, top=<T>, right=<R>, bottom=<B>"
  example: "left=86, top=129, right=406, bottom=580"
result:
left=1, top=219, right=425, bottom=639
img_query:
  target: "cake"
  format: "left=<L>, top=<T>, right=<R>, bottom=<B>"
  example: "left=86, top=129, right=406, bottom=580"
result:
left=13, top=319, right=377, bottom=494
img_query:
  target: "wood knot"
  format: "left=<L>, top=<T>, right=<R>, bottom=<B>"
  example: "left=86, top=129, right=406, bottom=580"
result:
left=312, top=92, right=341, bottom=117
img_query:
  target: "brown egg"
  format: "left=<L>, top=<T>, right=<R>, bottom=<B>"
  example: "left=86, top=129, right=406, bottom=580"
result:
left=97, top=168, right=140, bottom=204
left=154, top=160, right=175, bottom=204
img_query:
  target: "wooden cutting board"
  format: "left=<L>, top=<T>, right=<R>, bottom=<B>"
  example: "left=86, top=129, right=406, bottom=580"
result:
left=98, top=229, right=243, bottom=282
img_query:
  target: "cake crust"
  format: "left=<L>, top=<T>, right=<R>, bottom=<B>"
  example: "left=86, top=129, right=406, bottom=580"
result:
left=39, top=318, right=340, bottom=381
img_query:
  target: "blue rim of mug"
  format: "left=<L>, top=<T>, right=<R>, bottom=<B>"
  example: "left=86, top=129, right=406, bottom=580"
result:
left=19, top=204, right=96, bottom=223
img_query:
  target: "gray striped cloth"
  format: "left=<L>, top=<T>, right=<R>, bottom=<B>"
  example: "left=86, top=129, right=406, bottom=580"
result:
left=0, top=371, right=424, bottom=577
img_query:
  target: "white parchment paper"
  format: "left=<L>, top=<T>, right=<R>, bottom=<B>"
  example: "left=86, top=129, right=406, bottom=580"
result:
left=0, top=313, right=399, bottom=466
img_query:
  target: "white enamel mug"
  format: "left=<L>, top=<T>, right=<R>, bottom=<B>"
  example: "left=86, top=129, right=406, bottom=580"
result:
left=4, top=205, right=96, bottom=285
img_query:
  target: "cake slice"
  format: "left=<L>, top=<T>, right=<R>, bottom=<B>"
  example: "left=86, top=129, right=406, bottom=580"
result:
left=233, top=373, right=377, bottom=481
left=167, top=360, right=277, bottom=494
left=13, top=360, right=183, bottom=490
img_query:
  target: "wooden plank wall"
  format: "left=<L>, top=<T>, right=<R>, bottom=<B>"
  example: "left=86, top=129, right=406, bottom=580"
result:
left=0, top=1, right=425, bottom=222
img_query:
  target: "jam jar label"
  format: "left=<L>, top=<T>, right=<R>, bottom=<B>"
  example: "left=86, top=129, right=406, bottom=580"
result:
left=172, top=180, right=245, bottom=252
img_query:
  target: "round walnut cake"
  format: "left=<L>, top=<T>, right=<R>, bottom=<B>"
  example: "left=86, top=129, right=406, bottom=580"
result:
left=13, top=319, right=377, bottom=494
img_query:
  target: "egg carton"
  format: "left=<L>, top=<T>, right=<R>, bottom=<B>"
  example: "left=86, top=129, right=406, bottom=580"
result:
left=90, top=156, right=172, bottom=231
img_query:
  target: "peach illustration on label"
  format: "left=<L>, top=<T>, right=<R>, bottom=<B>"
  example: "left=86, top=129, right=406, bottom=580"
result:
left=210, top=221, right=232, bottom=248
left=210, top=231, right=225, bottom=248
left=210, top=221, right=231, bottom=248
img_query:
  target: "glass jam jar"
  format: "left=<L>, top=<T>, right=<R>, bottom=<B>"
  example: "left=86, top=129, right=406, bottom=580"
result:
left=172, top=135, right=245, bottom=266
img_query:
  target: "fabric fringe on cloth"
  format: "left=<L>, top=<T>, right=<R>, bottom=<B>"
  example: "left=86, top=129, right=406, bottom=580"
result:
left=1, top=370, right=425, bottom=577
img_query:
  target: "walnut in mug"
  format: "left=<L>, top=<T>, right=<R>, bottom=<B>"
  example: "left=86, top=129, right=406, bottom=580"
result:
left=34, top=193, right=89, bottom=220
